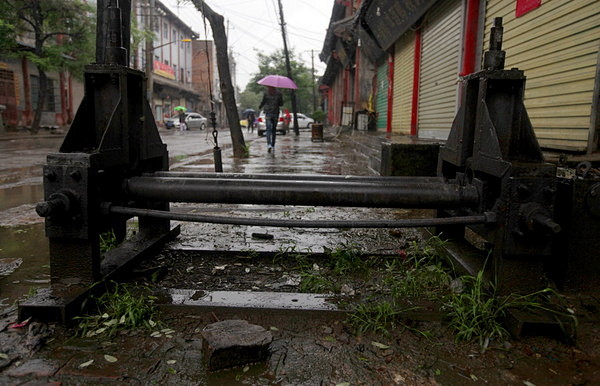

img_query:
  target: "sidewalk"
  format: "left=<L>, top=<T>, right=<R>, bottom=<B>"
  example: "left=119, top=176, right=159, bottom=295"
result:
left=0, top=125, right=420, bottom=385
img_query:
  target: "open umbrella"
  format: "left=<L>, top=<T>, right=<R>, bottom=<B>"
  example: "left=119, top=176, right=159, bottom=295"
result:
left=242, top=108, right=256, bottom=117
left=174, top=106, right=187, bottom=112
left=257, top=75, right=298, bottom=89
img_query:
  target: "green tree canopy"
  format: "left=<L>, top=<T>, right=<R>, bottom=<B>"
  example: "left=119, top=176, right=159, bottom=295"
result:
left=246, top=49, right=315, bottom=114
left=0, top=0, right=95, bottom=130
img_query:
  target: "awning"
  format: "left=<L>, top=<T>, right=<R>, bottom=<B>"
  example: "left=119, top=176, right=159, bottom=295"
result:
left=364, top=0, right=437, bottom=51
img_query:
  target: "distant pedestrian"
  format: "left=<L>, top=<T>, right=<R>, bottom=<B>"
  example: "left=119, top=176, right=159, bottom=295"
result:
left=259, top=86, right=283, bottom=152
left=247, top=111, right=256, bottom=133
left=178, top=110, right=187, bottom=132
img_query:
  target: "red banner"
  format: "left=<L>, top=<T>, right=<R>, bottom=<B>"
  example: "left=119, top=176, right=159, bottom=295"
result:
left=516, top=0, right=541, bottom=18
left=153, top=60, right=175, bottom=80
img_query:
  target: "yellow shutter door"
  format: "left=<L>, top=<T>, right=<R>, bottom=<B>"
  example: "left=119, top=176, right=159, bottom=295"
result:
left=484, top=0, right=600, bottom=151
left=391, top=30, right=415, bottom=135
left=418, top=0, right=463, bottom=140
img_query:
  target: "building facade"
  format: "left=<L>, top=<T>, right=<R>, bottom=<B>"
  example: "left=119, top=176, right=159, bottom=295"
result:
left=320, top=0, right=600, bottom=153
left=131, top=0, right=200, bottom=125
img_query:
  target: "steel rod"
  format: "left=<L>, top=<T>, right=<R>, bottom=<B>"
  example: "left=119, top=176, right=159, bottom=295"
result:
left=148, top=172, right=445, bottom=185
left=109, top=205, right=494, bottom=228
left=125, top=176, right=479, bottom=208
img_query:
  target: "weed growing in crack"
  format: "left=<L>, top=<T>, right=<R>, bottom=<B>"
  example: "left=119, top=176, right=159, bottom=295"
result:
left=75, top=282, right=162, bottom=338
left=99, top=230, right=118, bottom=255
left=445, top=268, right=576, bottom=348
left=328, top=242, right=372, bottom=275
left=382, top=236, right=453, bottom=300
left=348, top=301, right=426, bottom=336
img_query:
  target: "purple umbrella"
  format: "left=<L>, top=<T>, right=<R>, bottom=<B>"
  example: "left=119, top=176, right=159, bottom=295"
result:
left=257, top=75, right=298, bottom=89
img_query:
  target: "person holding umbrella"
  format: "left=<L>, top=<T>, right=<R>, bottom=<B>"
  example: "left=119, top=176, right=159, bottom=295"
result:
left=257, top=75, right=296, bottom=153
left=259, top=86, right=283, bottom=152
left=174, top=106, right=187, bottom=132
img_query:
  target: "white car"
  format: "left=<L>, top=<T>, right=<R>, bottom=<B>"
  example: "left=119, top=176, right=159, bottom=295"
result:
left=295, top=113, right=315, bottom=129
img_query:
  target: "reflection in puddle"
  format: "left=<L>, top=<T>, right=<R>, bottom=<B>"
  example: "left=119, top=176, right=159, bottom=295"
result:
left=0, top=223, right=49, bottom=307
left=0, top=183, right=44, bottom=211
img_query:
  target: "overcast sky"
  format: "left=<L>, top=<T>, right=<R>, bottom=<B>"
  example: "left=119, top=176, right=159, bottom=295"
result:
left=162, top=0, right=332, bottom=90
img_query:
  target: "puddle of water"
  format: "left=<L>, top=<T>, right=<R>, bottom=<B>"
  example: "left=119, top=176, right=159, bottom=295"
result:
left=0, top=223, right=50, bottom=307
left=0, top=183, right=44, bottom=211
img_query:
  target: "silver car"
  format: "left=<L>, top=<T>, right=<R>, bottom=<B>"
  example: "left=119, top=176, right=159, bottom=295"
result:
left=165, top=112, right=208, bottom=130
left=257, top=110, right=286, bottom=136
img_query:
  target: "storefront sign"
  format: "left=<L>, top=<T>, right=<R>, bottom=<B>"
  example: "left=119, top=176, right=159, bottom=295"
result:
left=153, top=60, right=175, bottom=80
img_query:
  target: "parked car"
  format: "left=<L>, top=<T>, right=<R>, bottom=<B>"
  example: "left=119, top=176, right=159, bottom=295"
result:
left=295, top=113, right=315, bottom=129
left=164, top=112, right=208, bottom=130
left=256, top=110, right=287, bottom=136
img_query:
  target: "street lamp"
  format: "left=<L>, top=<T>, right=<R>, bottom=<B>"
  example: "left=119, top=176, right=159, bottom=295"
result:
left=153, top=38, right=193, bottom=51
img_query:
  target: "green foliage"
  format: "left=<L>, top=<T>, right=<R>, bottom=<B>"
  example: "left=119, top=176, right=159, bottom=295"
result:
left=348, top=301, right=424, bottom=336
left=0, top=0, right=95, bottom=77
left=445, top=269, right=575, bottom=347
left=99, top=230, right=118, bottom=255
left=75, top=282, right=161, bottom=338
left=327, top=243, right=371, bottom=276
left=246, top=49, right=315, bottom=113
left=238, top=89, right=262, bottom=114
left=386, top=237, right=452, bottom=299
left=311, top=109, right=326, bottom=122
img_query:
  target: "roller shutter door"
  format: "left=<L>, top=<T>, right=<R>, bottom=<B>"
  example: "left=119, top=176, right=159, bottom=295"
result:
left=391, top=30, right=415, bottom=134
left=417, top=0, right=462, bottom=140
left=375, top=60, right=389, bottom=130
left=484, top=0, right=600, bottom=151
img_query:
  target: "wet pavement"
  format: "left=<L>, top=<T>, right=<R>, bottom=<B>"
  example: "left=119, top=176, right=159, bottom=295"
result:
left=0, top=126, right=427, bottom=385
left=1, top=127, right=599, bottom=385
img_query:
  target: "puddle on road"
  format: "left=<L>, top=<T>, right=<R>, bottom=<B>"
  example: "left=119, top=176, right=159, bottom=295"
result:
left=0, top=183, right=43, bottom=211
left=0, top=223, right=50, bottom=307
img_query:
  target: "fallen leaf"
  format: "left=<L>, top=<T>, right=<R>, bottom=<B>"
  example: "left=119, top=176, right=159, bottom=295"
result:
left=78, top=359, right=94, bottom=368
left=470, top=374, right=478, bottom=381
left=243, top=365, right=250, bottom=372
left=104, top=355, right=118, bottom=363
left=371, top=341, right=390, bottom=350
left=269, top=326, right=279, bottom=331
left=166, top=360, right=176, bottom=365
left=150, top=331, right=162, bottom=338
left=9, top=317, right=31, bottom=329
left=0, top=353, right=8, bottom=360
left=523, top=381, right=536, bottom=386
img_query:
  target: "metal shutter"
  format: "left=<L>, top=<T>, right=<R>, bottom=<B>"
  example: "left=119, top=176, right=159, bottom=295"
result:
left=375, top=59, right=389, bottom=130
left=484, top=0, right=600, bottom=151
left=391, top=30, right=415, bottom=134
left=417, top=0, right=462, bottom=140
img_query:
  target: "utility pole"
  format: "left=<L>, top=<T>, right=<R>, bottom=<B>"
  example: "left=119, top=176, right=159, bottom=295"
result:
left=311, top=49, right=316, bottom=113
left=277, top=0, right=299, bottom=135
left=145, top=0, right=155, bottom=104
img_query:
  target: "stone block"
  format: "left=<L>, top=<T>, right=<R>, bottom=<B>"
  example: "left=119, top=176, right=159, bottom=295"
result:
left=201, top=319, right=272, bottom=371
left=380, top=142, right=440, bottom=176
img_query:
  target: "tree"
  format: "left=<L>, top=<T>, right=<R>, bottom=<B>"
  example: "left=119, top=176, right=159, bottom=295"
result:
left=247, top=49, right=314, bottom=114
left=0, top=0, right=94, bottom=132
left=190, top=0, right=246, bottom=158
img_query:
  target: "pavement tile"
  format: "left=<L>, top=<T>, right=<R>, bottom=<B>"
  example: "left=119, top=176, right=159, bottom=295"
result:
left=4, top=358, right=61, bottom=377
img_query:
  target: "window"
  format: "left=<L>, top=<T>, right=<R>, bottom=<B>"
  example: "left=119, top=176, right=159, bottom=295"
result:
left=163, top=23, right=168, bottom=38
left=30, top=75, right=58, bottom=112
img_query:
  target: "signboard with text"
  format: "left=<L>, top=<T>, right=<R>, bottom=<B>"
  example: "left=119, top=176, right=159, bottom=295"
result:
left=153, top=60, right=175, bottom=80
